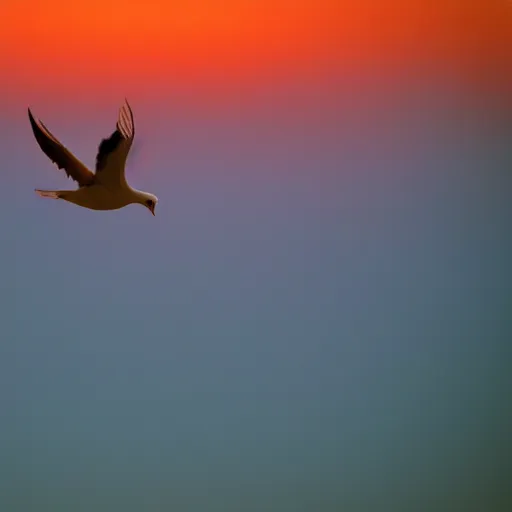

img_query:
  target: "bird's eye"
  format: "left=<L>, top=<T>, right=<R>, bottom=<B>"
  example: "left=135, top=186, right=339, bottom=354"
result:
left=146, top=200, right=153, bottom=207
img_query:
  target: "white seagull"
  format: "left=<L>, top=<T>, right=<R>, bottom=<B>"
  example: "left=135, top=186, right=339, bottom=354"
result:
left=28, top=99, right=158, bottom=216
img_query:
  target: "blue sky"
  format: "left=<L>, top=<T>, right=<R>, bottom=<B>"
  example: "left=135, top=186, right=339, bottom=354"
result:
left=0, top=71, right=511, bottom=511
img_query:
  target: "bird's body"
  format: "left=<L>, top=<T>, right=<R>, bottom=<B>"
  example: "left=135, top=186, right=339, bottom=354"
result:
left=42, top=184, right=135, bottom=211
left=28, top=100, right=158, bottom=216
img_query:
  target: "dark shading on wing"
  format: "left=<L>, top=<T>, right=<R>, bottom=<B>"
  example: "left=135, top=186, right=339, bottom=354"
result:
left=28, top=108, right=94, bottom=187
left=95, top=130, right=124, bottom=172
left=94, top=101, right=135, bottom=179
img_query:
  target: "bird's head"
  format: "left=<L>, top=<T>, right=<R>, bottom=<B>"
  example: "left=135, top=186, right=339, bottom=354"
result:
left=138, top=192, right=158, bottom=216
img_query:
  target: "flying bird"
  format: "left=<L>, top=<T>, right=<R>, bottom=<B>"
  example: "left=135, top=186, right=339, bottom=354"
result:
left=28, top=100, right=158, bottom=216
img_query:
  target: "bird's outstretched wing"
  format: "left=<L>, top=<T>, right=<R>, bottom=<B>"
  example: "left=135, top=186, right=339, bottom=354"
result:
left=94, top=99, right=135, bottom=188
left=28, top=108, right=95, bottom=187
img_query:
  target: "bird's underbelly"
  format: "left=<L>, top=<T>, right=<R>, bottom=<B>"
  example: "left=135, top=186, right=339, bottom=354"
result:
left=64, top=185, right=131, bottom=211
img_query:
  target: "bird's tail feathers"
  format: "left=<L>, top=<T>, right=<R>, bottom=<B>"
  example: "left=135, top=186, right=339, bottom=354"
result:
left=35, top=189, right=62, bottom=199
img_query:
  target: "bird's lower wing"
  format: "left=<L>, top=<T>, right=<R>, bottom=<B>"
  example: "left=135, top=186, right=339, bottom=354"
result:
left=28, top=108, right=95, bottom=187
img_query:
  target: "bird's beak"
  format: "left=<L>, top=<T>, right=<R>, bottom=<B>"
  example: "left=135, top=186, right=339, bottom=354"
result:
left=150, top=205, right=155, bottom=216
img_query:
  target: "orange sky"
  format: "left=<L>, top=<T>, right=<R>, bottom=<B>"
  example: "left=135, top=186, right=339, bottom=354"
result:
left=1, top=1, right=511, bottom=96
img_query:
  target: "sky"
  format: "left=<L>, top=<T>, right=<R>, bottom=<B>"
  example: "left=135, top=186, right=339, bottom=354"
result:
left=1, top=1, right=511, bottom=511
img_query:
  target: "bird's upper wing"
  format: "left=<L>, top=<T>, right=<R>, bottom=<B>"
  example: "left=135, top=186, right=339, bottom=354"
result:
left=94, top=100, right=135, bottom=188
left=28, top=108, right=95, bottom=187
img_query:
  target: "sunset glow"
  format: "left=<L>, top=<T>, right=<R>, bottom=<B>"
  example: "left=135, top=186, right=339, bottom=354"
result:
left=2, top=0, right=511, bottom=97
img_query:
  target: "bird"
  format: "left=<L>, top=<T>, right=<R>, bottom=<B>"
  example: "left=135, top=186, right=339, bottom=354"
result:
left=28, top=99, right=158, bottom=216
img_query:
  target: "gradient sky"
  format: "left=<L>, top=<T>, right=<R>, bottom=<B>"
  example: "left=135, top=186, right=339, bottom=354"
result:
left=1, top=1, right=511, bottom=511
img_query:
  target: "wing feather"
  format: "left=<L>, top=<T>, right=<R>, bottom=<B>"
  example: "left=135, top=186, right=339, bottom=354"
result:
left=28, top=108, right=95, bottom=187
left=95, top=100, right=135, bottom=187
